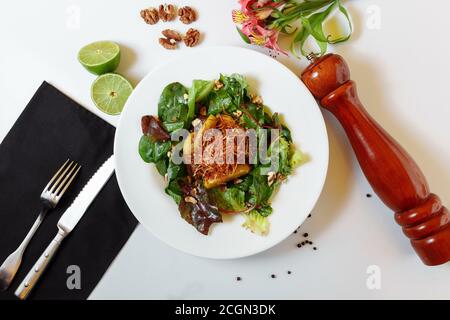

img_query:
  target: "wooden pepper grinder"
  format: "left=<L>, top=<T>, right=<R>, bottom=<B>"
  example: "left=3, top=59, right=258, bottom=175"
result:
left=301, top=53, right=450, bottom=266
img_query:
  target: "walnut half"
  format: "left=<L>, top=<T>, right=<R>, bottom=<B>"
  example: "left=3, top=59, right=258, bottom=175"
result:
left=140, top=8, right=159, bottom=25
left=178, top=6, right=197, bottom=24
left=159, top=4, right=176, bottom=22
left=162, top=29, right=182, bottom=42
left=184, top=28, right=201, bottom=47
left=159, top=38, right=177, bottom=50
left=159, top=29, right=182, bottom=50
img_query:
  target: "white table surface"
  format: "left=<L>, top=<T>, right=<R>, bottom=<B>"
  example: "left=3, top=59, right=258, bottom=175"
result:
left=1, top=0, right=449, bottom=300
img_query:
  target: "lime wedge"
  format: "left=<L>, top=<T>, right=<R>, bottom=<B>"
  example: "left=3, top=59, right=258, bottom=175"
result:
left=91, top=73, right=133, bottom=115
left=78, top=41, right=121, bottom=75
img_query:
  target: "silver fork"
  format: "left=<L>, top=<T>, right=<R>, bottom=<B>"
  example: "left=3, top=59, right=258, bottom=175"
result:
left=0, top=159, right=80, bottom=291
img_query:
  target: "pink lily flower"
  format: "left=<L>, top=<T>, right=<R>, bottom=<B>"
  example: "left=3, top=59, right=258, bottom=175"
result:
left=250, top=25, right=287, bottom=55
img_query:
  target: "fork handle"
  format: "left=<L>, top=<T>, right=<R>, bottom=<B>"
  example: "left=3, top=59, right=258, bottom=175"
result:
left=0, top=208, right=48, bottom=291
left=15, top=230, right=66, bottom=299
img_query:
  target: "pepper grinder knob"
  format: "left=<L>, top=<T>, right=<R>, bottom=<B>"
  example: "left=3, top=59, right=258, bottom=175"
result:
left=301, top=53, right=450, bottom=266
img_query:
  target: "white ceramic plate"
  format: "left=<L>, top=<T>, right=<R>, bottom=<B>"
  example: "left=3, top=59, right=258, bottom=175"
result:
left=114, top=46, right=328, bottom=259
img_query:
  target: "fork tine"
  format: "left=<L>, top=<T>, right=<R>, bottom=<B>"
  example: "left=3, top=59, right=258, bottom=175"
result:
left=54, top=163, right=80, bottom=196
left=43, top=159, right=70, bottom=191
left=49, top=161, right=75, bottom=194
left=56, top=165, right=81, bottom=198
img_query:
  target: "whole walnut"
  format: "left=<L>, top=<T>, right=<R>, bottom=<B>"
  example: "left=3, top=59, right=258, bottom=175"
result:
left=140, top=8, right=159, bottom=25
left=178, top=6, right=197, bottom=24
left=159, top=4, right=176, bottom=22
left=184, top=28, right=201, bottom=47
left=159, top=38, right=177, bottom=50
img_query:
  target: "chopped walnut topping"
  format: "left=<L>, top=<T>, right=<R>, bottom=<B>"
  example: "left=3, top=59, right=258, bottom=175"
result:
left=267, top=171, right=276, bottom=187
left=233, top=110, right=243, bottom=118
left=184, top=28, right=201, bottom=47
left=159, top=4, right=176, bottom=22
left=140, top=8, right=159, bottom=25
left=159, top=37, right=177, bottom=50
left=214, top=79, right=224, bottom=90
left=251, top=95, right=263, bottom=105
left=184, top=196, right=198, bottom=204
left=162, top=29, right=182, bottom=42
left=192, top=118, right=202, bottom=128
left=178, top=6, right=197, bottom=24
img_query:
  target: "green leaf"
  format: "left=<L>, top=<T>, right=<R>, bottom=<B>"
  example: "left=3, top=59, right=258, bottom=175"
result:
left=208, top=74, right=248, bottom=115
left=248, top=169, right=274, bottom=206
left=236, top=27, right=251, bottom=44
left=163, top=121, right=184, bottom=133
left=242, top=210, right=270, bottom=236
left=290, top=147, right=303, bottom=169
left=234, top=174, right=253, bottom=192
left=290, top=22, right=311, bottom=58
left=208, top=187, right=247, bottom=212
left=208, top=90, right=233, bottom=115
left=167, top=160, right=186, bottom=181
left=290, top=0, right=353, bottom=57
left=187, top=80, right=214, bottom=124
left=277, top=137, right=292, bottom=176
left=138, top=135, right=171, bottom=164
left=281, top=125, right=292, bottom=142
left=155, top=158, right=168, bottom=176
left=240, top=103, right=265, bottom=129
left=327, top=0, right=353, bottom=44
left=165, top=179, right=183, bottom=204
left=257, top=205, right=273, bottom=217
left=158, top=82, right=189, bottom=131
left=294, top=3, right=334, bottom=57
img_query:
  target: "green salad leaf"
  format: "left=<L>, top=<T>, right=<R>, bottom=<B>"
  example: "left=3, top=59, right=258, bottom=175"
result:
left=290, top=147, right=303, bottom=169
left=208, top=186, right=247, bottom=213
left=167, top=160, right=186, bottom=181
left=138, top=135, right=171, bottom=164
left=257, top=205, right=273, bottom=218
left=155, top=158, right=168, bottom=176
left=158, top=82, right=189, bottom=132
left=187, top=80, right=215, bottom=124
left=276, top=137, right=292, bottom=177
left=242, top=210, right=270, bottom=236
left=247, top=168, right=274, bottom=208
left=240, top=103, right=265, bottom=129
left=165, top=179, right=183, bottom=204
left=208, top=74, right=248, bottom=115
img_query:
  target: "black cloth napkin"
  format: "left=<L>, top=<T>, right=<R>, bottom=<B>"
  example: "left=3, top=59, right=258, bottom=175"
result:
left=0, top=82, right=138, bottom=300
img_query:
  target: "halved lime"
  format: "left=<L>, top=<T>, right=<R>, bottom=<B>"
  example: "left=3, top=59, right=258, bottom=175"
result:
left=91, top=73, right=133, bottom=115
left=78, top=41, right=121, bottom=75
